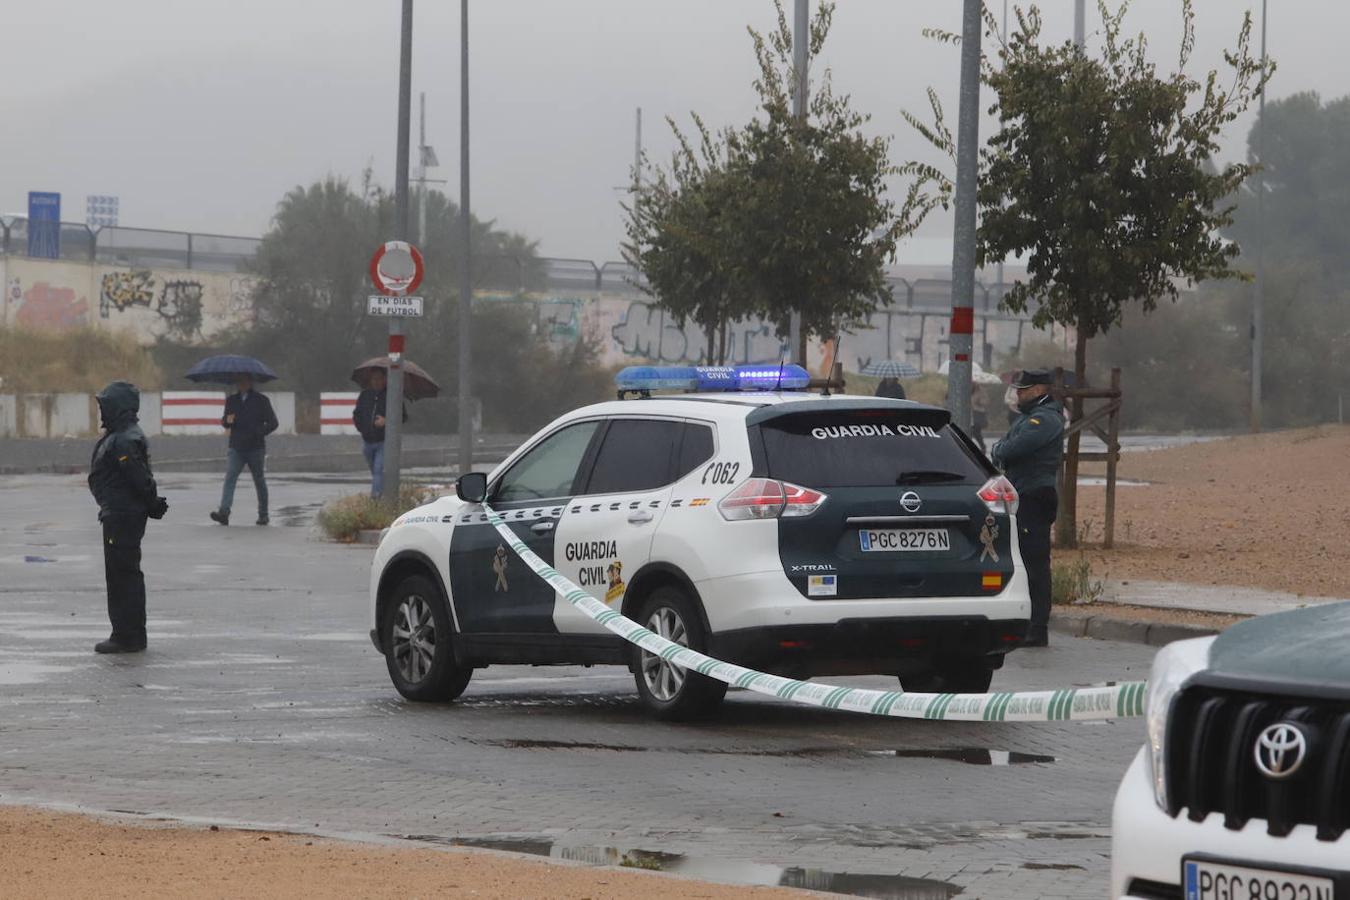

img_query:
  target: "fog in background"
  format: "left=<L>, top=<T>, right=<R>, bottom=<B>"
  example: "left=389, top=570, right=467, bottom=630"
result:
left=3, top=1, right=1348, bottom=264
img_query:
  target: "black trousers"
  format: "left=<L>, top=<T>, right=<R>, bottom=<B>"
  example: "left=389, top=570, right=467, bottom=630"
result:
left=1018, top=487, right=1057, bottom=629
left=102, top=512, right=148, bottom=642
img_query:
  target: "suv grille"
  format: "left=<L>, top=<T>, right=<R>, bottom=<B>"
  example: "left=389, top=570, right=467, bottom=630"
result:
left=1165, top=685, right=1350, bottom=840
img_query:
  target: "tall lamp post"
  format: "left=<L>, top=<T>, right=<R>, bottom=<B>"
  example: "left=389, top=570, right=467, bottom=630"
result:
left=382, top=0, right=414, bottom=503
left=944, top=0, right=982, bottom=430
left=457, top=0, right=474, bottom=475
left=786, top=0, right=808, bottom=366
left=1250, top=0, right=1268, bottom=432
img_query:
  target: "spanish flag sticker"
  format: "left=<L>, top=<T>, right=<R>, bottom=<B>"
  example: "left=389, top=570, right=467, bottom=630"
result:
left=982, top=572, right=1003, bottom=590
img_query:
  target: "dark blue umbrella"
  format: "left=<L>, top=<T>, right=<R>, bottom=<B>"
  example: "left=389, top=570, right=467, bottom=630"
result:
left=185, top=355, right=278, bottom=385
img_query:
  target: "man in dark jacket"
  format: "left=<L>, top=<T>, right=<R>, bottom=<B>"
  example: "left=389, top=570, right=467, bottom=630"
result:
left=991, top=368, right=1065, bottom=647
left=209, top=375, right=278, bottom=526
left=88, top=382, right=168, bottom=653
left=353, top=369, right=394, bottom=498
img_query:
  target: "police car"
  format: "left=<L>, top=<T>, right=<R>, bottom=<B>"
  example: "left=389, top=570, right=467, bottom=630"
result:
left=1111, top=604, right=1350, bottom=899
left=369, top=364, right=1031, bottom=719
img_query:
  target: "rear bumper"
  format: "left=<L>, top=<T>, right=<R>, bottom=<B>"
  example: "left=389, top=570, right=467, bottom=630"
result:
left=707, top=616, right=1028, bottom=678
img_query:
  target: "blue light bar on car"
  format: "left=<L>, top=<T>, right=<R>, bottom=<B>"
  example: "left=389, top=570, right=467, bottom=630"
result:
left=616, top=364, right=812, bottom=394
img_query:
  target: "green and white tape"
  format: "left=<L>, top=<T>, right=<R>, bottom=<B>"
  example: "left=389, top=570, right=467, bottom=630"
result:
left=483, top=505, right=1146, bottom=722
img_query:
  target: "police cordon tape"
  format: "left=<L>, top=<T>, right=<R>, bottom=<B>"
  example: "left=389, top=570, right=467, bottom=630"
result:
left=483, top=504, right=1147, bottom=722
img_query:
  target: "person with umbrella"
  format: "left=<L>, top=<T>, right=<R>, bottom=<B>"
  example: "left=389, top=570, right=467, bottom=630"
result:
left=862, top=359, right=919, bottom=400
left=186, top=355, right=279, bottom=527
left=351, top=357, right=437, bottom=499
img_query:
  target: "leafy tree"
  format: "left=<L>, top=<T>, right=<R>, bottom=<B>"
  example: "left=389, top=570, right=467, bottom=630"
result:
left=245, top=175, right=600, bottom=431
left=917, top=1, right=1271, bottom=544
left=624, top=1, right=944, bottom=363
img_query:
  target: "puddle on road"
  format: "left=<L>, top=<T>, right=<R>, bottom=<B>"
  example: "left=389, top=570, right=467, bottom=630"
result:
left=878, top=748, right=1055, bottom=766
left=485, top=738, right=1054, bottom=766
left=274, top=503, right=325, bottom=527
left=0, top=661, right=78, bottom=685
left=407, top=836, right=961, bottom=899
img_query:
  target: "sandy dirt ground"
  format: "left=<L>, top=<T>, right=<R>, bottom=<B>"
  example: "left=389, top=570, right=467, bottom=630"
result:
left=0, top=807, right=804, bottom=900
left=1075, top=425, right=1350, bottom=599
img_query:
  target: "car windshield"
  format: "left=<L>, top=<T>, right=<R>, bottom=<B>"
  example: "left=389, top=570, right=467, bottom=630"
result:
left=758, top=410, right=988, bottom=489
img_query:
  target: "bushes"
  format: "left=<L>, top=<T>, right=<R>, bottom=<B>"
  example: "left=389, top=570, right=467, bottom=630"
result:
left=0, top=326, right=162, bottom=394
left=1051, top=557, right=1104, bottom=606
left=316, top=485, right=439, bottom=542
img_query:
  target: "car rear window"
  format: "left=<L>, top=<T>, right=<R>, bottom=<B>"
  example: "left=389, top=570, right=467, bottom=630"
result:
left=757, top=410, right=988, bottom=488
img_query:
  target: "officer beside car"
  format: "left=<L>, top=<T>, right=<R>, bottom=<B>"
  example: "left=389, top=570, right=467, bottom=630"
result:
left=88, top=381, right=168, bottom=654
left=991, top=368, right=1065, bottom=648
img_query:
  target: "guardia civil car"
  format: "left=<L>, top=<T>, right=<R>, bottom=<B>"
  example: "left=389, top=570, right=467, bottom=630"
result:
left=1112, top=603, right=1350, bottom=899
left=369, top=364, right=1031, bottom=719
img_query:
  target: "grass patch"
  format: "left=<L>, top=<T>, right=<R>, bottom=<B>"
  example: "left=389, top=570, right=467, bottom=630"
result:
left=316, top=485, right=439, bottom=542
left=1051, top=556, right=1104, bottom=606
left=0, top=326, right=162, bottom=394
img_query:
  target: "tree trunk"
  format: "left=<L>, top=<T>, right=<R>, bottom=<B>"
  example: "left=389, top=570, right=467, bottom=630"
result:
left=704, top=320, right=716, bottom=366
left=1056, top=325, right=1089, bottom=549
left=717, top=319, right=729, bottom=366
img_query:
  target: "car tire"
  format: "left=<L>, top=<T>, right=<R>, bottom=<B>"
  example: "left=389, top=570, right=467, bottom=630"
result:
left=631, top=586, right=727, bottom=721
left=381, top=574, right=473, bottom=702
left=900, top=659, right=995, bottom=694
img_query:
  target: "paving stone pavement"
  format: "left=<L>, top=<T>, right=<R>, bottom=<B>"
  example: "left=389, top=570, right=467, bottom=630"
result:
left=0, top=472, right=1157, bottom=899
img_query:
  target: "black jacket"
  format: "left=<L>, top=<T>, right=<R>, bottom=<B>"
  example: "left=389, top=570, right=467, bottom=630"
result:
left=353, top=388, right=406, bottom=444
left=222, top=390, right=278, bottom=452
left=89, top=382, right=160, bottom=520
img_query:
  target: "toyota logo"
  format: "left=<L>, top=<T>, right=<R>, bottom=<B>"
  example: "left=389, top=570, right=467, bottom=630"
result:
left=900, top=491, right=922, bottom=513
left=1254, top=723, right=1308, bottom=780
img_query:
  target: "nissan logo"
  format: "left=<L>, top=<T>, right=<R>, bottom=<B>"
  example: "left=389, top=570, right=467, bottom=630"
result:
left=900, top=491, right=922, bottom=513
left=1254, top=723, right=1308, bottom=780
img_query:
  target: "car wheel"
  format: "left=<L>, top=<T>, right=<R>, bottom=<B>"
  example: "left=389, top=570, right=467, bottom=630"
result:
left=900, top=659, right=995, bottom=694
left=381, top=574, right=473, bottom=702
left=631, top=586, right=727, bottom=721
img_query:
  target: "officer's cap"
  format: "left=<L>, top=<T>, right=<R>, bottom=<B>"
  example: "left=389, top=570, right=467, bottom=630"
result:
left=1011, top=368, right=1054, bottom=388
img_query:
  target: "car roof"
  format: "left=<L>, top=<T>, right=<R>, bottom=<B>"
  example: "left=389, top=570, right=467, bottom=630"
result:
left=556, top=392, right=947, bottom=424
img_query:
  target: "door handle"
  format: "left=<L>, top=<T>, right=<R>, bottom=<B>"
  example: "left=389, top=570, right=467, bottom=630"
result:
left=530, top=520, right=555, bottom=534
left=627, top=510, right=654, bottom=525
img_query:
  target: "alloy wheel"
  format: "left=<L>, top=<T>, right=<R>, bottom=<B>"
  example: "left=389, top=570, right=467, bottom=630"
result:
left=641, top=606, right=689, bottom=701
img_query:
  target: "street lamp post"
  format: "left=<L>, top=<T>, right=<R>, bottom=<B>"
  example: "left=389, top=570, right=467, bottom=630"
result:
left=382, top=0, right=414, bottom=503
left=1251, top=0, right=1267, bottom=432
left=945, top=0, right=982, bottom=431
left=787, top=0, right=808, bottom=366
left=457, top=0, right=474, bottom=475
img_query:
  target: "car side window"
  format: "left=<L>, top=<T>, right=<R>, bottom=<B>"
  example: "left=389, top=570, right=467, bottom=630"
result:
left=583, top=419, right=682, bottom=495
left=493, top=421, right=600, bottom=503
left=674, top=422, right=715, bottom=481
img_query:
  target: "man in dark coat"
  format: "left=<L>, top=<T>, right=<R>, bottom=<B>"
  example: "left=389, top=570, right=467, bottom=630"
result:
left=88, top=382, right=168, bottom=653
left=991, top=368, right=1066, bottom=648
left=210, top=374, right=278, bottom=526
left=353, top=369, right=401, bottom=498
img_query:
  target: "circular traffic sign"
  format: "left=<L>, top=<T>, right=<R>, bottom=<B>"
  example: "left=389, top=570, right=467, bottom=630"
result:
left=369, top=241, right=425, bottom=296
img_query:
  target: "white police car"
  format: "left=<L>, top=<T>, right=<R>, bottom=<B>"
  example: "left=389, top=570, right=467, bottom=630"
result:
left=1111, top=604, right=1350, bottom=899
left=369, top=364, right=1031, bottom=719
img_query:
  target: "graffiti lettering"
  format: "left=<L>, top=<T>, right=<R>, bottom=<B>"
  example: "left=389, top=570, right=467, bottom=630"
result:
left=157, top=280, right=205, bottom=337
left=99, top=270, right=155, bottom=318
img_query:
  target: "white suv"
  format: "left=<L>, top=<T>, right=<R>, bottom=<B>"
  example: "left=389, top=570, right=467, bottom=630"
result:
left=1112, top=604, right=1350, bottom=899
left=368, top=365, right=1030, bottom=719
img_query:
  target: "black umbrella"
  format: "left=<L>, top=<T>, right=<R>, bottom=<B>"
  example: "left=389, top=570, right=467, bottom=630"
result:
left=351, top=357, right=440, bottom=401
left=185, top=355, right=278, bottom=385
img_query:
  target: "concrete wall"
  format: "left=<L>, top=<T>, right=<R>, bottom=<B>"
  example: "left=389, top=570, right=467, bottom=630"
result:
left=0, top=391, right=294, bottom=438
left=1, top=256, right=253, bottom=344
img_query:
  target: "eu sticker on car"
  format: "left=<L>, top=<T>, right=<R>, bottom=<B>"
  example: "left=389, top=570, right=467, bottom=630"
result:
left=1183, top=858, right=1334, bottom=900
left=858, top=529, right=950, bottom=552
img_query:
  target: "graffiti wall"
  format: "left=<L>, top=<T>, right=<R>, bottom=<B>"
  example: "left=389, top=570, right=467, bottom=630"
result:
left=513, top=292, right=1058, bottom=373
left=0, top=257, right=253, bottom=343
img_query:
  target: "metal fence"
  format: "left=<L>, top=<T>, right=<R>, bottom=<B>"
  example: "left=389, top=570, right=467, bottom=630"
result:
left=0, top=217, right=1017, bottom=313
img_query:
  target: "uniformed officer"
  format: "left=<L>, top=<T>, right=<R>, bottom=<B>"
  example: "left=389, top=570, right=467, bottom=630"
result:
left=991, top=369, right=1065, bottom=648
left=88, top=382, right=168, bottom=654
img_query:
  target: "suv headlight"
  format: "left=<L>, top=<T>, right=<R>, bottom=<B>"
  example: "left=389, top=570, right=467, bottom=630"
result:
left=1144, top=636, right=1215, bottom=811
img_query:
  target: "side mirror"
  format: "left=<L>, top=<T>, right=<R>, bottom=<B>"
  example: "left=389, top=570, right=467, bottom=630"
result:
left=456, top=472, right=488, bottom=504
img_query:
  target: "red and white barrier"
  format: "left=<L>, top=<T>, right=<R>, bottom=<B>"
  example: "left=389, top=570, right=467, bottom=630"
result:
left=161, top=391, right=225, bottom=435
left=320, top=392, right=360, bottom=436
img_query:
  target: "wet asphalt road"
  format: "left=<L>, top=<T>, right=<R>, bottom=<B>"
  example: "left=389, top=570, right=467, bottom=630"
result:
left=0, top=472, right=1155, bottom=899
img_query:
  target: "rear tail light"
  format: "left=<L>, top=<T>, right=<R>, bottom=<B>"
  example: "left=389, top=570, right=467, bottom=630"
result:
left=718, top=478, right=827, bottom=521
left=977, top=475, right=1019, bottom=515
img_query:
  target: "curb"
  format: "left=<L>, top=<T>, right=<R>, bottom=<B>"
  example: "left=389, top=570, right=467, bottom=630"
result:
left=1049, top=611, right=1222, bottom=647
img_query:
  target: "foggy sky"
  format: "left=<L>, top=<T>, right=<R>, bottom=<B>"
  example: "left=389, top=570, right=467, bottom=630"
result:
left=3, top=1, right=1348, bottom=266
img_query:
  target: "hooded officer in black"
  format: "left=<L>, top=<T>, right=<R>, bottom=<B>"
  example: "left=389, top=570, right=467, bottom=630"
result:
left=991, top=368, right=1065, bottom=647
left=88, top=382, right=168, bottom=653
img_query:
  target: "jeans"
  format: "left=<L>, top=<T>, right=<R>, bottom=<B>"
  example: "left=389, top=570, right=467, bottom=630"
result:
left=1017, top=486, right=1058, bottom=629
left=220, top=447, right=268, bottom=518
left=102, top=512, right=148, bottom=643
left=363, top=441, right=385, bottom=498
